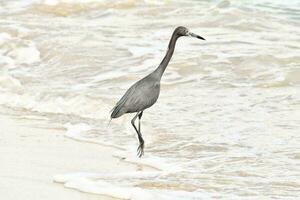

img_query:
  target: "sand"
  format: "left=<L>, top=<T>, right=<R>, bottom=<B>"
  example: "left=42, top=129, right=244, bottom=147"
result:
left=0, top=114, right=144, bottom=200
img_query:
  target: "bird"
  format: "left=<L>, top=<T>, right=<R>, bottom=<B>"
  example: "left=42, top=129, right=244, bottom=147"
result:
left=111, top=26, right=205, bottom=157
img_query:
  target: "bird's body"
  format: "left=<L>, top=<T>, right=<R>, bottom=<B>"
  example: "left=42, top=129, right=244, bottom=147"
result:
left=111, top=72, right=160, bottom=118
left=111, top=26, right=205, bottom=157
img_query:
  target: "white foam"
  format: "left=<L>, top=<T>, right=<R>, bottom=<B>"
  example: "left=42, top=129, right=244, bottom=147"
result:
left=54, top=171, right=163, bottom=183
left=0, top=75, right=23, bottom=91
left=54, top=172, right=211, bottom=200
left=64, top=122, right=125, bottom=150
left=0, top=69, right=23, bottom=91
left=8, top=46, right=40, bottom=64
left=40, top=0, right=126, bottom=6
left=0, top=33, right=16, bottom=69
left=0, top=31, right=40, bottom=66
left=64, top=122, right=92, bottom=136
left=143, top=0, right=166, bottom=5
left=128, top=46, right=151, bottom=57
left=63, top=121, right=181, bottom=172
left=0, top=32, right=12, bottom=46
left=0, top=55, right=15, bottom=68
left=0, top=91, right=113, bottom=120
left=113, top=151, right=181, bottom=172
left=60, top=178, right=154, bottom=200
left=54, top=172, right=158, bottom=200
left=90, top=71, right=126, bottom=83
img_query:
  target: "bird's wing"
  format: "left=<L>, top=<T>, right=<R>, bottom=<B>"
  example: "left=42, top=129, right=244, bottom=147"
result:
left=110, top=83, right=138, bottom=118
left=111, top=76, right=159, bottom=118
left=122, top=80, right=160, bottom=111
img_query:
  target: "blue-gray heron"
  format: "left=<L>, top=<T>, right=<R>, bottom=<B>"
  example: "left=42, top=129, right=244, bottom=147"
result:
left=111, top=26, right=205, bottom=157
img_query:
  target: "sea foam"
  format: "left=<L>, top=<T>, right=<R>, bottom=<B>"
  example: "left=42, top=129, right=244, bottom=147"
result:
left=8, top=46, right=40, bottom=65
left=54, top=172, right=213, bottom=200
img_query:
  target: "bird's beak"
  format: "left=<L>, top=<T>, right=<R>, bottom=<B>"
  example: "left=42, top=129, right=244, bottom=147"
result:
left=188, top=32, right=205, bottom=40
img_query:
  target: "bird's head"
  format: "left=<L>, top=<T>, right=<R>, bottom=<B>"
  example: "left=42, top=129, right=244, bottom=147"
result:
left=175, top=26, right=205, bottom=40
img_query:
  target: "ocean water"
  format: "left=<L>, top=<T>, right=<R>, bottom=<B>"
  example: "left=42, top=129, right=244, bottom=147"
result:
left=1, top=0, right=300, bottom=199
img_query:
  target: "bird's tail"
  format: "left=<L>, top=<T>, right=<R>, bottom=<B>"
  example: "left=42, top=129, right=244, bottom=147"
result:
left=110, top=103, right=124, bottom=119
left=110, top=107, right=119, bottom=118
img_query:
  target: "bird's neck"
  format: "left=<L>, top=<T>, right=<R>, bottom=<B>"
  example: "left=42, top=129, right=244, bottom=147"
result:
left=154, top=32, right=179, bottom=79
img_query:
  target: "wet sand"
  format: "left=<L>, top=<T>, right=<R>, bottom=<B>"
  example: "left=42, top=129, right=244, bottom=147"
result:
left=0, top=114, right=148, bottom=200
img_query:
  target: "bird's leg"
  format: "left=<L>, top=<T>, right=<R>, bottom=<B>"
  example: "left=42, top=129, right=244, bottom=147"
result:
left=137, top=111, right=144, bottom=157
left=131, top=111, right=144, bottom=157
left=138, top=111, right=143, bottom=132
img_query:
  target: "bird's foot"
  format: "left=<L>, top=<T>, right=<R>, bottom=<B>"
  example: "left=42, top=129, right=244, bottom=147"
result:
left=137, top=142, right=144, bottom=158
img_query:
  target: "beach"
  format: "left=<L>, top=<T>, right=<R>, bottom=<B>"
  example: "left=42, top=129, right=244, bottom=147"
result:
left=0, top=112, right=151, bottom=200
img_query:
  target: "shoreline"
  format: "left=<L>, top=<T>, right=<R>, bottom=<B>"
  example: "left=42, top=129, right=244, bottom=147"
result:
left=0, top=114, right=153, bottom=200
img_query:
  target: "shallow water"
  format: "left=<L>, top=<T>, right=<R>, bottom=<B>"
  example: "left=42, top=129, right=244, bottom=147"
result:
left=1, top=0, right=300, bottom=199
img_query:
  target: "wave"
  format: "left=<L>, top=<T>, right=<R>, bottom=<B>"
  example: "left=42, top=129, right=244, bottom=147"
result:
left=53, top=171, right=214, bottom=200
left=0, top=72, right=23, bottom=92
left=29, top=0, right=137, bottom=16
left=0, top=31, right=40, bottom=67
left=0, top=91, right=111, bottom=119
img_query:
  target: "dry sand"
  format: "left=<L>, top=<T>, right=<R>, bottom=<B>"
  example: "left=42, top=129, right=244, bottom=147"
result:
left=0, top=114, right=145, bottom=200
